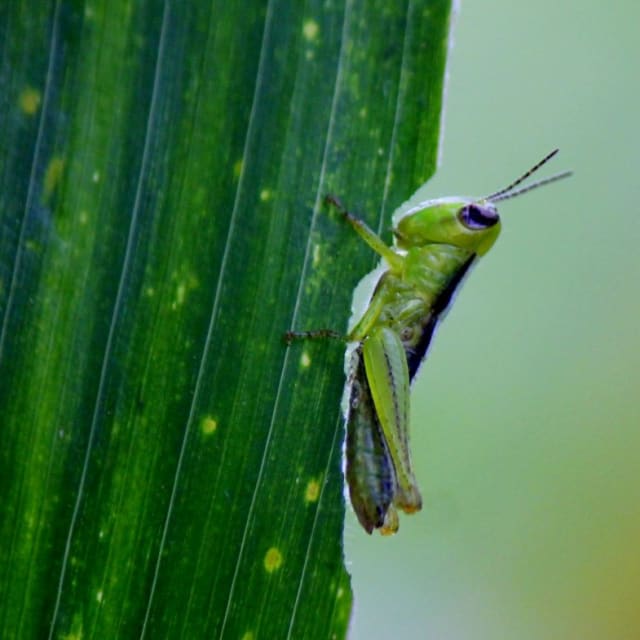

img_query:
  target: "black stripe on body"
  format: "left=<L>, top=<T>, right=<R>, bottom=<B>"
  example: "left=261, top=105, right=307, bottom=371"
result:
left=406, top=255, right=475, bottom=381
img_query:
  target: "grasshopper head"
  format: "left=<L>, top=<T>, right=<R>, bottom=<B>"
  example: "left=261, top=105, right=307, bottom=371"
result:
left=394, top=197, right=501, bottom=256
left=393, top=149, right=571, bottom=257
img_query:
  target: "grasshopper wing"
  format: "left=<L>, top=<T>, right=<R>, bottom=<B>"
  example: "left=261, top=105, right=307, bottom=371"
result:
left=345, top=348, right=399, bottom=534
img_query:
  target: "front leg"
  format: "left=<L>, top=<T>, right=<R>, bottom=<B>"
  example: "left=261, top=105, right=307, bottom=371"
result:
left=324, top=194, right=403, bottom=272
left=283, top=328, right=344, bottom=344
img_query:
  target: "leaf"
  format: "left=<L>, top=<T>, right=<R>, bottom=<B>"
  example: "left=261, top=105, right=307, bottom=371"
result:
left=0, top=0, right=452, bottom=637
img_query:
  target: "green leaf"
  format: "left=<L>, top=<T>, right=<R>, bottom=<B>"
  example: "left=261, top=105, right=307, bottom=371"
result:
left=0, top=0, right=452, bottom=637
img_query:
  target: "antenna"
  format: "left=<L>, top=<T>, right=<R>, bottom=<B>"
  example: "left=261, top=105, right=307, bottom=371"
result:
left=484, top=149, right=571, bottom=203
left=489, top=170, right=573, bottom=203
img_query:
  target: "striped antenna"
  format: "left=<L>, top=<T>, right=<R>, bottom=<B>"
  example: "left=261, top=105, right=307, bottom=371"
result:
left=484, top=149, right=571, bottom=203
left=489, top=169, right=573, bottom=203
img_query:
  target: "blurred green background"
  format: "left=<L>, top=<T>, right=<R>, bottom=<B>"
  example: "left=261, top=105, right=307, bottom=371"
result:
left=347, top=1, right=640, bottom=639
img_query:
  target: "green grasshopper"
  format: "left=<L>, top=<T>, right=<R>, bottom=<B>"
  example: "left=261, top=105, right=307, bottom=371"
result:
left=286, top=150, right=571, bottom=534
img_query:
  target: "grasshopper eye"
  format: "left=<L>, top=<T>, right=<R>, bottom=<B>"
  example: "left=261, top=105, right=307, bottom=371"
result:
left=458, top=204, right=499, bottom=230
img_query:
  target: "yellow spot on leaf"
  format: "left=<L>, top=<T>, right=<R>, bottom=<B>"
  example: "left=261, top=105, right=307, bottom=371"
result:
left=300, top=351, right=311, bottom=368
left=176, top=283, right=186, bottom=305
left=43, top=156, right=65, bottom=202
left=241, top=633, right=254, bottom=640
left=171, top=273, right=199, bottom=309
left=303, top=19, right=319, bottom=41
left=19, top=87, right=41, bottom=115
left=260, top=188, right=271, bottom=202
left=60, top=613, right=83, bottom=640
left=264, top=547, right=283, bottom=573
left=312, top=243, right=320, bottom=267
left=305, top=478, right=320, bottom=503
left=233, top=159, right=243, bottom=179
left=201, top=416, right=218, bottom=435
left=96, top=589, right=104, bottom=603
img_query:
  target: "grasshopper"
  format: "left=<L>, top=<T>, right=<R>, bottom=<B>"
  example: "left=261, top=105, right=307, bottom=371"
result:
left=286, top=150, right=571, bottom=534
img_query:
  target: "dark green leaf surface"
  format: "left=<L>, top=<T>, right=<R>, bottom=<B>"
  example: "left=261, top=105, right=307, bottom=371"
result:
left=0, top=1, right=451, bottom=637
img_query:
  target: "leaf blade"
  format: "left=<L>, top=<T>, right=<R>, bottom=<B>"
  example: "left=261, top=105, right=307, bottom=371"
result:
left=0, top=0, right=452, bottom=637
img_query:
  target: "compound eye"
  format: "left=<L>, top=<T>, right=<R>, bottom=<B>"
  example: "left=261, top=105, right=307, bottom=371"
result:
left=459, top=203, right=499, bottom=230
